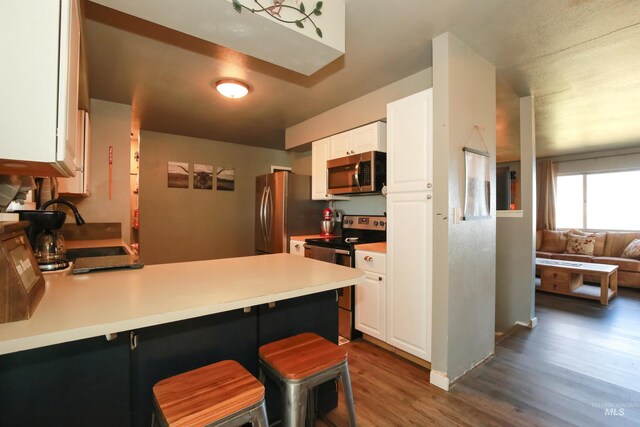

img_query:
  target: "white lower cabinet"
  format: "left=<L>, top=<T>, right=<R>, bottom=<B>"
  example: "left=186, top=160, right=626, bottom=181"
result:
left=355, top=250, right=386, bottom=341
left=386, top=192, right=432, bottom=361
left=289, top=239, right=305, bottom=256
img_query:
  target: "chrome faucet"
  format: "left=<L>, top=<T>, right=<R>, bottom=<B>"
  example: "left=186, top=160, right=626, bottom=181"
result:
left=40, top=198, right=86, bottom=225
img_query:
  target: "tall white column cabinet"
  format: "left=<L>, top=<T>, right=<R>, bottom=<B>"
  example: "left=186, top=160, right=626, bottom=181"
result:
left=0, top=0, right=81, bottom=177
left=385, top=89, right=433, bottom=361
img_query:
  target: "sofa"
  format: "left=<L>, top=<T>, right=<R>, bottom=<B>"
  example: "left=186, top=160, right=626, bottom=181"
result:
left=536, top=229, right=640, bottom=288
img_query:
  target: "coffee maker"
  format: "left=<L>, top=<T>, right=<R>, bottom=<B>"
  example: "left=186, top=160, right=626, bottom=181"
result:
left=18, top=198, right=85, bottom=271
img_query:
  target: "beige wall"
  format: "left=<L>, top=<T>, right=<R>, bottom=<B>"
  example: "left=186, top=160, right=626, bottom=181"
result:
left=285, top=69, right=433, bottom=149
left=431, top=32, right=497, bottom=386
left=71, top=99, right=132, bottom=242
left=138, top=131, right=292, bottom=265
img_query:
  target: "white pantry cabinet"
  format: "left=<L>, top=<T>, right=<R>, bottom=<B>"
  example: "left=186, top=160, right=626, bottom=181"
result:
left=59, top=111, right=90, bottom=195
left=0, top=0, right=81, bottom=177
left=386, top=192, right=432, bottom=361
left=289, top=239, right=305, bottom=256
left=355, top=250, right=386, bottom=341
left=386, top=90, right=432, bottom=193
left=328, top=122, right=387, bottom=160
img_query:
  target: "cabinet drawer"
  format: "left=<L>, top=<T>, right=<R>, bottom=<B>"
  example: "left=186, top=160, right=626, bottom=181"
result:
left=540, top=270, right=581, bottom=291
left=355, top=250, right=386, bottom=275
left=290, top=240, right=305, bottom=256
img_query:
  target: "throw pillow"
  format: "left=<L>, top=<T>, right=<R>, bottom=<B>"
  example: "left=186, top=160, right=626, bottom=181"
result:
left=539, top=230, right=569, bottom=253
left=621, top=239, right=640, bottom=260
left=569, top=229, right=607, bottom=256
left=566, top=233, right=596, bottom=255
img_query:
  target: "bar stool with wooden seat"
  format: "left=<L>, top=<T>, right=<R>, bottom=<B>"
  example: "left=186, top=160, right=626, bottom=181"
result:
left=152, top=360, right=269, bottom=427
left=259, top=332, right=356, bottom=427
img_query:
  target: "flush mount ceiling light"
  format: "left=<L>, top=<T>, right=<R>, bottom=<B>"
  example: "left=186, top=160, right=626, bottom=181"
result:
left=214, top=79, right=250, bottom=99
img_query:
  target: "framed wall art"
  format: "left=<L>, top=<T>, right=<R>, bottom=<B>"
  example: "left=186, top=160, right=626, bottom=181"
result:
left=463, top=147, right=490, bottom=220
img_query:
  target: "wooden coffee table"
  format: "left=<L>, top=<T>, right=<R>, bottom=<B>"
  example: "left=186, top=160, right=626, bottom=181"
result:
left=535, top=258, right=618, bottom=305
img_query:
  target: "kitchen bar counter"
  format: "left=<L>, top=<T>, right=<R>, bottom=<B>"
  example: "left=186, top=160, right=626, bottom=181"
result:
left=0, top=253, right=361, bottom=355
left=355, top=242, right=387, bottom=253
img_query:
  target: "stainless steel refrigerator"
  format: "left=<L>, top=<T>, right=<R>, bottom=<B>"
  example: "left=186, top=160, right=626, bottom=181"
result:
left=255, top=172, right=323, bottom=254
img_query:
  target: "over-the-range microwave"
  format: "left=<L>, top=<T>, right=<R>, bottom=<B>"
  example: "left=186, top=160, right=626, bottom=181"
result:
left=326, top=151, right=386, bottom=195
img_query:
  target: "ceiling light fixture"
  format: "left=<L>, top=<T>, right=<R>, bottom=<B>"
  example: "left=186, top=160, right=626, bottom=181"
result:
left=214, top=79, right=250, bottom=99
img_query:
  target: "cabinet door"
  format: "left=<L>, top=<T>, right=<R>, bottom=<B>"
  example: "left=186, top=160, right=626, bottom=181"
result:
left=355, top=271, right=386, bottom=340
left=386, top=192, right=432, bottom=361
left=289, top=239, right=305, bottom=256
left=59, top=110, right=90, bottom=195
left=312, top=138, right=330, bottom=200
left=329, top=131, right=352, bottom=158
left=0, top=0, right=79, bottom=177
left=0, top=334, right=131, bottom=426
left=351, top=122, right=387, bottom=154
left=386, top=89, right=433, bottom=193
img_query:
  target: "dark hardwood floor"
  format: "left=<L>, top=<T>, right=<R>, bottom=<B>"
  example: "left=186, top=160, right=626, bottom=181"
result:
left=319, top=287, right=640, bottom=426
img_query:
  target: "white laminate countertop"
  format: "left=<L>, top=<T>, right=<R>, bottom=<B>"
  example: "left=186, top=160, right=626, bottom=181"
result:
left=0, top=254, right=362, bottom=355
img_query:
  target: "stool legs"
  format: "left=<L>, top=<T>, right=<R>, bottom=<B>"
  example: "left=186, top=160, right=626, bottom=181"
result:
left=260, top=359, right=357, bottom=427
left=283, top=383, right=309, bottom=427
left=340, top=362, right=357, bottom=427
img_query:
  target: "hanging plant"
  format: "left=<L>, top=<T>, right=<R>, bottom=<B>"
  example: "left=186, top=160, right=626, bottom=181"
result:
left=232, top=0, right=324, bottom=38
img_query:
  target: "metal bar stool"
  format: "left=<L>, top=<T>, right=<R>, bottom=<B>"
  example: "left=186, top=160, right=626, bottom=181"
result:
left=259, top=332, right=356, bottom=427
left=153, top=360, right=268, bottom=427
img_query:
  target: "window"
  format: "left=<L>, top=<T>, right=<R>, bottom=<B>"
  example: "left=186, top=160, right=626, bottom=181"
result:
left=556, top=170, right=640, bottom=230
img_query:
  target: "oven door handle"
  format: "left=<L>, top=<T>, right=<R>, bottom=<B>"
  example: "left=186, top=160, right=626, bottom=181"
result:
left=303, top=244, right=350, bottom=256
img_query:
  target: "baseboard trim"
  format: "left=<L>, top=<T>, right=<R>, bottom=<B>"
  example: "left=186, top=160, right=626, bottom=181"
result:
left=362, top=334, right=431, bottom=369
left=516, top=317, right=538, bottom=329
left=429, top=370, right=449, bottom=391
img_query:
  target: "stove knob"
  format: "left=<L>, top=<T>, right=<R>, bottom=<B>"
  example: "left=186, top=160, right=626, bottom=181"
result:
left=380, top=221, right=385, bottom=227
left=374, top=221, right=379, bottom=226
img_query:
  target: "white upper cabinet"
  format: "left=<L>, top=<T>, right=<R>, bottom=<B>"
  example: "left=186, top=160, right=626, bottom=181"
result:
left=329, top=131, right=352, bottom=159
left=0, top=0, right=80, bottom=177
left=59, top=111, right=90, bottom=195
left=386, top=89, right=433, bottom=193
left=311, top=138, right=331, bottom=200
left=328, top=122, right=387, bottom=160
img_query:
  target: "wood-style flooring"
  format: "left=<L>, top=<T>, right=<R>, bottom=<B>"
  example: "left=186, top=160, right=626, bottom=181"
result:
left=319, top=287, right=640, bottom=426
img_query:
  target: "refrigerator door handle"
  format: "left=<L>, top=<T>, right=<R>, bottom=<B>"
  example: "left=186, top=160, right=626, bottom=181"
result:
left=260, top=186, right=268, bottom=244
left=265, top=185, right=273, bottom=242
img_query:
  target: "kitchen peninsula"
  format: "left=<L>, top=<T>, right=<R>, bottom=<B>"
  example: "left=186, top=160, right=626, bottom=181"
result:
left=0, top=253, right=361, bottom=426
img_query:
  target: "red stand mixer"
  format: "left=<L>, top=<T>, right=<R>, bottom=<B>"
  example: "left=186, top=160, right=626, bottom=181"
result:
left=321, top=207, right=335, bottom=237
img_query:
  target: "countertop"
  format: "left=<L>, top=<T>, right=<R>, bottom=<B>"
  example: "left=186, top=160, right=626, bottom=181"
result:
left=290, top=234, right=325, bottom=240
left=355, top=242, right=387, bottom=253
left=0, top=253, right=362, bottom=355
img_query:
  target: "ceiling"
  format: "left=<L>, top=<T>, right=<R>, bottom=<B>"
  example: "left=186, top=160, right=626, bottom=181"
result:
left=84, top=0, right=640, bottom=161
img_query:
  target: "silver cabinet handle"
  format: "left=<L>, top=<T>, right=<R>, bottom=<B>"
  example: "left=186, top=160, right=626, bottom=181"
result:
left=427, top=183, right=432, bottom=188
left=364, top=256, right=373, bottom=261
left=427, top=194, right=432, bottom=199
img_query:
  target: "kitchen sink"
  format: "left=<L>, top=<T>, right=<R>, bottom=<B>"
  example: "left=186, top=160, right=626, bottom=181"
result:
left=66, top=246, right=129, bottom=262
